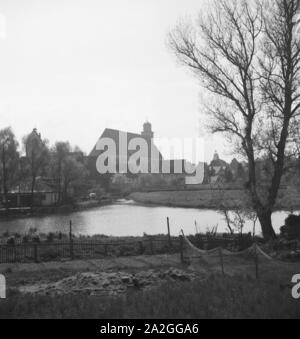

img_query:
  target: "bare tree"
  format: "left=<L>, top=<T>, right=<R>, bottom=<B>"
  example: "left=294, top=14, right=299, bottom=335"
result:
left=0, top=128, right=19, bottom=209
left=23, top=131, right=49, bottom=208
left=51, top=142, right=71, bottom=205
left=258, top=0, right=300, bottom=231
left=216, top=184, right=252, bottom=236
left=169, top=0, right=300, bottom=240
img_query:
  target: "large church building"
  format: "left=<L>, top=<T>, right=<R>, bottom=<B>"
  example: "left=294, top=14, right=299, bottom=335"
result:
left=88, top=122, right=164, bottom=180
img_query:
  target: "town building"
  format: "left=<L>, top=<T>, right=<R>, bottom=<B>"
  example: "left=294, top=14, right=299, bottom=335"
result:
left=89, top=121, right=163, bottom=174
left=209, top=151, right=228, bottom=184
left=88, top=122, right=188, bottom=184
left=4, top=178, right=58, bottom=208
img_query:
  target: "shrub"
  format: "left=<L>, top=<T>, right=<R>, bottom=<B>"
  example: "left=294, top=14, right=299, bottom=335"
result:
left=2, top=231, right=10, bottom=238
left=32, top=236, right=40, bottom=243
left=6, top=237, right=15, bottom=246
left=283, top=215, right=300, bottom=239
left=39, top=248, right=60, bottom=261
left=118, top=245, right=136, bottom=257
left=22, top=235, right=30, bottom=244
left=46, top=233, right=55, bottom=243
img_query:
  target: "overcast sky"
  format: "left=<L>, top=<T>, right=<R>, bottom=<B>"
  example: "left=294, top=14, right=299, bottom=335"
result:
left=0, top=0, right=230, bottom=162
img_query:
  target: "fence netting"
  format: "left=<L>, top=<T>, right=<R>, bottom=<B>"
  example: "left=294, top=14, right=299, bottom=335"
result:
left=181, top=231, right=293, bottom=273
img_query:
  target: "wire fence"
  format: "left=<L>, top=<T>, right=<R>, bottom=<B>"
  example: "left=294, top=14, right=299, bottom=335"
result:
left=0, top=237, right=182, bottom=264
left=0, top=233, right=254, bottom=264
left=179, top=231, right=300, bottom=281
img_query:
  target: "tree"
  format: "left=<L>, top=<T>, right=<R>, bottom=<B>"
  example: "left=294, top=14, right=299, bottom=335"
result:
left=23, top=130, right=49, bottom=208
left=61, top=155, right=88, bottom=203
left=236, top=163, right=246, bottom=182
left=215, top=184, right=251, bottom=235
left=51, top=142, right=71, bottom=204
left=0, top=128, right=19, bottom=208
left=169, top=0, right=300, bottom=240
left=50, top=142, right=88, bottom=204
left=224, top=167, right=234, bottom=183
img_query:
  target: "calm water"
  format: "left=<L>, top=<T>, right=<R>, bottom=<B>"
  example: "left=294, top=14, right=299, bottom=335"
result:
left=0, top=200, right=293, bottom=237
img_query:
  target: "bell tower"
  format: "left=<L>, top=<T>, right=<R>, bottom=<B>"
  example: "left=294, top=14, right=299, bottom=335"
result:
left=141, top=121, right=154, bottom=140
left=213, top=151, right=220, bottom=161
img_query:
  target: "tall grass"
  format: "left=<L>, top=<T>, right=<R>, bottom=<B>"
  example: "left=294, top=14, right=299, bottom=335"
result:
left=0, top=274, right=299, bottom=319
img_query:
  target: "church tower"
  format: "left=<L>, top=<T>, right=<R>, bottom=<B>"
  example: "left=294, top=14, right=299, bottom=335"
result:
left=213, top=151, right=220, bottom=161
left=26, top=128, right=43, bottom=158
left=141, top=121, right=154, bottom=140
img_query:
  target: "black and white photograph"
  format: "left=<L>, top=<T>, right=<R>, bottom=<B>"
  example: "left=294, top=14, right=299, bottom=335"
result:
left=0, top=0, right=300, bottom=322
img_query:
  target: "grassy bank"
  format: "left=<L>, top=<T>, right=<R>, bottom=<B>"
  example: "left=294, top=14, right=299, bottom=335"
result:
left=1, top=274, right=299, bottom=319
left=129, top=190, right=248, bottom=209
left=129, top=189, right=300, bottom=210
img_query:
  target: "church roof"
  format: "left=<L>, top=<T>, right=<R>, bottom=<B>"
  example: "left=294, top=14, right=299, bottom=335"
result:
left=27, top=128, right=42, bottom=140
left=89, top=128, right=162, bottom=160
left=209, top=151, right=227, bottom=168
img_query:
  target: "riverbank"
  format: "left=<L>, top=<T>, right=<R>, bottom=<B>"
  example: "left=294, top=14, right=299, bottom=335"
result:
left=129, top=190, right=248, bottom=209
left=129, top=188, right=300, bottom=210
left=0, top=199, right=113, bottom=220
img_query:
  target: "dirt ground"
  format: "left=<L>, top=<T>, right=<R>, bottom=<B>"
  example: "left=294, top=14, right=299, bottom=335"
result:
left=0, top=254, right=194, bottom=296
left=1, top=253, right=299, bottom=297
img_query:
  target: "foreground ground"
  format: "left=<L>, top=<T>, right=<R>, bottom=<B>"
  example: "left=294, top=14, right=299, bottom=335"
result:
left=0, top=253, right=300, bottom=318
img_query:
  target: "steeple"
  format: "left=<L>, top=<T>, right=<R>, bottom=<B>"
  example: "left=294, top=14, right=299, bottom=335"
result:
left=213, top=151, right=219, bottom=161
left=141, top=121, right=154, bottom=140
left=26, top=128, right=43, bottom=157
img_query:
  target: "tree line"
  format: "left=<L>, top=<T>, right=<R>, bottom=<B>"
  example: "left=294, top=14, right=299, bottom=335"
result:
left=0, top=127, right=89, bottom=209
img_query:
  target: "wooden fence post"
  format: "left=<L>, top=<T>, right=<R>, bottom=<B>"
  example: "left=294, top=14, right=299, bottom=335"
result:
left=69, top=220, right=74, bottom=260
left=179, top=235, right=184, bottom=263
left=139, top=241, right=144, bottom=255
left=13, top=245, right=17, bottom=263
left=195, top=221, right=199, bottom=235
left=149, top=236, right=154, bottom=255
left=34, top=244, right=38, bottom=263
left=255, top=244, right=259, bottom=280
left=218, top=247, right=225, bottom=276
left=167, top=217, right=172, bottom=247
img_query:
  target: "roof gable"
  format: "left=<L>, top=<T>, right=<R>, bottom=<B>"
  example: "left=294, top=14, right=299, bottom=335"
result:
left=89, top=128, right=163, bottom=160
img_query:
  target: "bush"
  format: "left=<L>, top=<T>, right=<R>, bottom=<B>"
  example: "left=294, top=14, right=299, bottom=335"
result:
left=46, top=233, right=55, bottom=243
left=283, top=215, right=300, bottom=239
left=32, top=236, right=40, bottom=243
left=39, top=248, right=60, bottom=261
left=2, top=231, right=10, bottom=238
left=22, top=236, right=30, bottom=244
left=6, top=237, right=15, bottom=246
left=116, top=246, right=133, bottom=257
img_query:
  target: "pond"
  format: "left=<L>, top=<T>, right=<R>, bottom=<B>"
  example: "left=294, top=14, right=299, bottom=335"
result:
left=0, top=200, right=293, bottom=237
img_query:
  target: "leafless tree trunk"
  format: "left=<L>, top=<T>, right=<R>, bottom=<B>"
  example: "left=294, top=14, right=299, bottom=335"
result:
left=258, top=0, right=300, bottom=234
left=169, top=0, right=300, bottom=240
left=1, top=143, right=8, bottom=209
